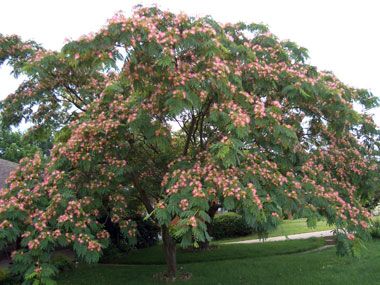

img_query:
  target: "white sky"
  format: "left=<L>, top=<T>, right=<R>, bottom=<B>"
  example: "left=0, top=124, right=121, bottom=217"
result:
left=1, top=0, right=379, bottom=126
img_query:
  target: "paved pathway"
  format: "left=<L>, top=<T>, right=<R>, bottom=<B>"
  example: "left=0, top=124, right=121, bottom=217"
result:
left=223, top=230, right=334, bottom=244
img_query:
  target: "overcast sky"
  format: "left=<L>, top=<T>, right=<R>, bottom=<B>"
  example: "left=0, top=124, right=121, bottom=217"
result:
left=1, top=0, right=379, bottom=125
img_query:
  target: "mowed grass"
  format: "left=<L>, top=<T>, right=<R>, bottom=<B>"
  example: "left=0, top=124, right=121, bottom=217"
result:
left=100, top=238, right=324, bottom=265
left=58, top=239, right=380, bottom=285
left=214, top=218, right=334, bottom=243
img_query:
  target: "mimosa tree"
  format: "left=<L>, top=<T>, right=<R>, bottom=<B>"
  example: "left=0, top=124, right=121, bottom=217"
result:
left=0, top=6, right=379, bottom=284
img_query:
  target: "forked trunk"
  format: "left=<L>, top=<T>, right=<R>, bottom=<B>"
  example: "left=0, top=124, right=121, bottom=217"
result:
left=162, top=225, right=177, bottom=279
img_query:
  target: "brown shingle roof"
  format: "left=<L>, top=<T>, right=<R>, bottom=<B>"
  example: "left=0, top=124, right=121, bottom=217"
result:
left=0, top=158, right=18, bottom=189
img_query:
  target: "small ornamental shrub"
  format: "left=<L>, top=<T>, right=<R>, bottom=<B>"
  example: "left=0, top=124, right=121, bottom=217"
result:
left=209, top=212, right=254, bottom=240
left=135, top=216, right=160, bottom=249
left=51, top=252, right=75, bottom=272
left=101, top=244, right=126, bottom=263
left=104, top=215, right=160, bottom=251
left=0, top=267, right=11, bottom=284
left=370, top=220, right=380, bottom=238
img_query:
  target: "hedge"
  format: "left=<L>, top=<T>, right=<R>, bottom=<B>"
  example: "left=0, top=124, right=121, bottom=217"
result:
left=209, top=212, right=254, bottom=240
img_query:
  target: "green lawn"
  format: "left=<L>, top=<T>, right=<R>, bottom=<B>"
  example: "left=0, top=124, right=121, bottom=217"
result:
left=58, top=239, right=380, bottom=285
left=214, top=218, right=334, bottom=243
left=100, top=238, right=324, bottom=265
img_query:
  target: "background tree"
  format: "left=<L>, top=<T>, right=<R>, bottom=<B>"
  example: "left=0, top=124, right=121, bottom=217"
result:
left=0, top=118, right=51, bottom=163
left=0, top=6, right=379, bottom=284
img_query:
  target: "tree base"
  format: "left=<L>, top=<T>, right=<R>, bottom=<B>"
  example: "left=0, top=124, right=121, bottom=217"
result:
left=153, top=271, right=192, bottom=282
left=180, top=244, right=218, bottom=253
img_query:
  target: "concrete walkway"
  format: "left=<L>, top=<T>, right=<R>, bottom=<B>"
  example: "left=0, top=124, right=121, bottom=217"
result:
left=223, top=230, right=334, bottom=244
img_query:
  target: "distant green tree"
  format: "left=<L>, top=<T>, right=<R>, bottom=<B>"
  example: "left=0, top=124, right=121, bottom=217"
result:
left=0, top=119, right=52, bottom=162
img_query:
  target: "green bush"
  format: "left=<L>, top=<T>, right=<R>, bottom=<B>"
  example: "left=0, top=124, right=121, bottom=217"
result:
left=370, top=220, right=380, bottom=238
left=0, top=267, right=11, bottom=284
left=135, top=216, right=160, bottom=249
left=209, top=212, right=254, bottom=240
left=101, top=243, right=125, bottom=263
left=101, top=216, right=160, bottom=262
left=51, top=252, right=74, bottom=271
left=103, top=215, right=160, bottom=251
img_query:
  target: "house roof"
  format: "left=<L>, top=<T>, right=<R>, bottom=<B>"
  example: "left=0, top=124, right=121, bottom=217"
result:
left=0, top=158, right=18, bottom=189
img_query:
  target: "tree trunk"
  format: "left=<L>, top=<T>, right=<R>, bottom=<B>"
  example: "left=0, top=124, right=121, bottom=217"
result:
left=162, top=225, right=177, bottom=279
left=285, top=210, right=293, bottom=220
